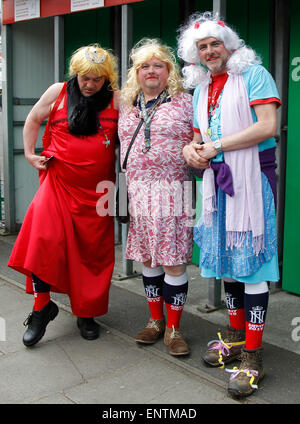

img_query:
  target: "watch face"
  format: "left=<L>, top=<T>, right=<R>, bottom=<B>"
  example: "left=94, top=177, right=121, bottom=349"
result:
left=214, top=140, right=221, bottom=151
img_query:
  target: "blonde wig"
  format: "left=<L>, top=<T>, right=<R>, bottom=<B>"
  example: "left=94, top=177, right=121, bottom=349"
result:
left=120, top=38, right=184, bottom=106
left=177, top=11, right=261, bottom=89
left=68, top=44, right=118, bottom=90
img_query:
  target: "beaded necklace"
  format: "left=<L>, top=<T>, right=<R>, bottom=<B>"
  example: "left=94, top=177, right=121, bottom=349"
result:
left=138, top=89, right=169, bottom=153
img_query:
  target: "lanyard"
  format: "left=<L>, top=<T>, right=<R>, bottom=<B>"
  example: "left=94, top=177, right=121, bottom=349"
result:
left=138, top=90, right=169, bottom=153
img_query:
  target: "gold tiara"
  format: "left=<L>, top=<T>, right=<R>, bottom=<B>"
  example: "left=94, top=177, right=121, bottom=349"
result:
left=84, top=47, right=107, bottom=64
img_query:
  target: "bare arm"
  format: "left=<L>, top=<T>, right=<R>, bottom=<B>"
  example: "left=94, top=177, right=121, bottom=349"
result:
left=182, top=131, right=210, bottom=169
left=24, top=83, right=64, bottom=170
left=198, top=103, right=278, bottom=160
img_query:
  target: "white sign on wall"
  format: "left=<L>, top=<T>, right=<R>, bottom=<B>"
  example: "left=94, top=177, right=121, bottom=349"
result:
left=71, top=0, right=105, bottom=12
left=15, top=0, right=40, bottom=22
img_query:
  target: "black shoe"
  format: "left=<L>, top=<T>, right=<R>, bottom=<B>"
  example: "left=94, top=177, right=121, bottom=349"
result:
left=23, top=301, right=59, bottom=347
left=77, top=317, right=100, bottom=340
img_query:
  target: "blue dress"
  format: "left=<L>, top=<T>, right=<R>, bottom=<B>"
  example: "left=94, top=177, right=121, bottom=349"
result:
left=193, top=65, right=281, bottom=283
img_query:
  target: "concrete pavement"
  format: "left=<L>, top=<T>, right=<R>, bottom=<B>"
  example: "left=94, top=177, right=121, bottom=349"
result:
left=0, top=234, right=300, bottom=406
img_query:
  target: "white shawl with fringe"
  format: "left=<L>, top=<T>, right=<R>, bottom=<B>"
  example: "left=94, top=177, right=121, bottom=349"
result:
left=197, top=72, right=265, bottom=255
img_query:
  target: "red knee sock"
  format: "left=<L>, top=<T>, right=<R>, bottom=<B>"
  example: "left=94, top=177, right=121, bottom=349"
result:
left=34, top=292, right=50, bottom=311
left=163, top=276, right=188, bottom=329
left=224, top=281, right=246, bottom=330
left=32, top=274, right=51, bottom=311
left=143, top=270, right=164, bottom=320
left=244, top=289, right=269, bottom=349
left=245, top=322, right=265, bottom=350
left=146, top=295, right=164, bottom=320
left=165, top=303, right=184, bottom=328
left=228, top=307, right=246, bottom=330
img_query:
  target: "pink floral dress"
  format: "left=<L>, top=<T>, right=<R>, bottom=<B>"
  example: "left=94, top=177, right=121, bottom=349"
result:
left=118, top=92, right=194, bottom=267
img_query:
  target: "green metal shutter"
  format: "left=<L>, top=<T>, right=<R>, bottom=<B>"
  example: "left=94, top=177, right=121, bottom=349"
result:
left=64, top=8, right=111, bottom=79
left=226, top=0, right=271, bottom=70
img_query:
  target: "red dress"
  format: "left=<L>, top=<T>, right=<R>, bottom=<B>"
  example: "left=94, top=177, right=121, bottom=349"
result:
left=8, top=86, right=118, bottom=317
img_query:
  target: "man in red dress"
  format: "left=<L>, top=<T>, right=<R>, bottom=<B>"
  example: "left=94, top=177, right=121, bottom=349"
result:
left=8, top=44, right=119, bottom=346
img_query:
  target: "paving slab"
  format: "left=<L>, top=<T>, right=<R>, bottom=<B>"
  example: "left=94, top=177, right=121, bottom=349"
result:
left=29, top=393, right=75, bottom=404
left=57, top=330, right=152, bottom=382
left=0, top=342, right=83, bottom=404
left=64, top=355, right=238, bottom=405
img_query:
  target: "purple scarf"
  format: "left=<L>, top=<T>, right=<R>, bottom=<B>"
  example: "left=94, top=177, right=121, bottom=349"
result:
left=197, top=73, right=265, bottom=255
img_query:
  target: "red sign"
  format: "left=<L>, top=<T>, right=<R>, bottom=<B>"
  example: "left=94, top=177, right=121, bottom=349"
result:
left=2, top=0, right=144, bottom=24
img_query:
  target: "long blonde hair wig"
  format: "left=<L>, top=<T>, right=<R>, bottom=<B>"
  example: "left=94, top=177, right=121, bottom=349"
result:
left=68, top=44, right=119, bottom=90
left=120, top=38, right=184, bottom=106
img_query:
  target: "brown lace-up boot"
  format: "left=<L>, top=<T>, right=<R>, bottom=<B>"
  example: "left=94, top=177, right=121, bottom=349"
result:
left=164, top=326, right=190, bottom=356
left=227, top=347, right=264, bottom=398
left=135, top=318, right=165, bottom=344
left=202, top=325, right=245, bottom=367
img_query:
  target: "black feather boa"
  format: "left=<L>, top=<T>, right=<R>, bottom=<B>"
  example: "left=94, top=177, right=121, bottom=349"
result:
left=67, top=76, right=113, bottom=136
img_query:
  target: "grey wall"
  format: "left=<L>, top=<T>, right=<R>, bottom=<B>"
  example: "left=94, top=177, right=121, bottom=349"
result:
left=10, top=18, right=54, bottom=225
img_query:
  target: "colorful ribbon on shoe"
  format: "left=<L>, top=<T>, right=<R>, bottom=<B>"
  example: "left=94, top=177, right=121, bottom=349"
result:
left=226, top=367, right=259, bottom=389
left=207, top=332, right=231, bottom=369
left=207, top=332, right=245, bottom=369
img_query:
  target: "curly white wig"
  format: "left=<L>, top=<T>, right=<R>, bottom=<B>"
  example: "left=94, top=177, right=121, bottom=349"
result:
left=177, top=11, right=261, bottom=89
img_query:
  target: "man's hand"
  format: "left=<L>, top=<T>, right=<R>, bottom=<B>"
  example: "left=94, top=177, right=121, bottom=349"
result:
left=197, top=141, right=219, bottom=160
left=182, top=142, right=209, bottom=169
left=25, top=153, right=49, bottom=171
left=23, top=82, right=64, bottom=170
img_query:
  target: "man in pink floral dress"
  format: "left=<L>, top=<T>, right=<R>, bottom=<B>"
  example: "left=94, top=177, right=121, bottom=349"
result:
left=118, top=39, right=194, bottom=356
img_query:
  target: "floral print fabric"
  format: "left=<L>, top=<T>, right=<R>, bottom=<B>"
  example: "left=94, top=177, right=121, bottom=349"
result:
left=118, top=92, right=194, bottom=267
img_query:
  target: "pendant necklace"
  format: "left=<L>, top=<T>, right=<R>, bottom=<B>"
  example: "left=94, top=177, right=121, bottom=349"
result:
left=97, top=120, right=110, bottom=147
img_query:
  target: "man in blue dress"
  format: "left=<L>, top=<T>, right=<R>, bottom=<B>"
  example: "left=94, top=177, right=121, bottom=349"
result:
left=178, top=12, right=281, bottom=398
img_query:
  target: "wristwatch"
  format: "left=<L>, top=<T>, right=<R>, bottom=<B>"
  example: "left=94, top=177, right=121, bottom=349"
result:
left=213, top=139, right=222, bottom=154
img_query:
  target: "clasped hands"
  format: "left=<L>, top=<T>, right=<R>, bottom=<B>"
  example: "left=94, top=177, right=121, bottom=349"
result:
left=182, top=140, right=217, bottom=169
